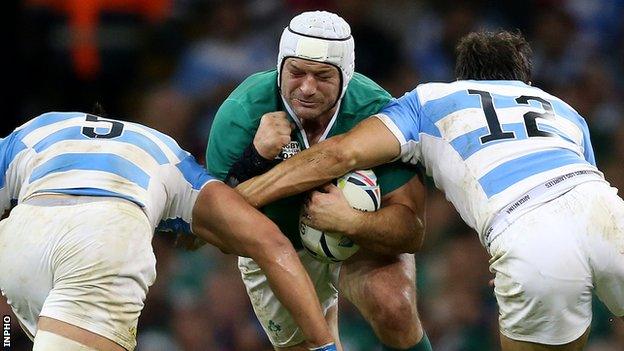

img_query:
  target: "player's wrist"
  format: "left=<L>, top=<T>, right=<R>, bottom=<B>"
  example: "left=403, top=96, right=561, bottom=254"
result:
left=253, top=140, right=278, bottom=160
left=249, top=141, right=276, bottom=163
left=308, top=342, right=337, bottom=351
left=341, top=208, right=364, bottom=238
left=225, top=142, right=279, bottom=187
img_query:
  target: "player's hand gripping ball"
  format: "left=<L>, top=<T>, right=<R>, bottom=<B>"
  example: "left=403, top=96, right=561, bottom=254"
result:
left=299, top=170, right=381, bottom=262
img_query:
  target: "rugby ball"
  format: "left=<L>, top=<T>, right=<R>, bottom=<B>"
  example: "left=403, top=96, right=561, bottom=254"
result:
left=299, top=170, right=381, bottom=263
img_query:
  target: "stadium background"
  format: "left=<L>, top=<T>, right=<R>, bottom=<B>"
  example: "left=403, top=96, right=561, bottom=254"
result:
left=4, top=0, right=624, bottom=350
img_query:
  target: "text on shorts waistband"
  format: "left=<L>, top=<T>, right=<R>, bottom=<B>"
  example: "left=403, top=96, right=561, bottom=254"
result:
left=483, top=169, right=603, bottom=248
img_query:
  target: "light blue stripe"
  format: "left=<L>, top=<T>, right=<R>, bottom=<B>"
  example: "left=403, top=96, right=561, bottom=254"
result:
left=550, top=100, right=585, bottom=131
left=490, top=94, right=524, bottom=109
left=450, top=123, right=576, bottom=161
left=478, top=149, right=588, bottom=197
left=176, top=155, right=215, bottom=190
left=536, top=124, right=575, bottom=144
left=36, top=188, right=144, bottom=207
left=143, top=125, right=189, bottom=160
left=548, top=103, right=595, bottom=165
left=30, top=153, right=151, bottom=189
left=420, top=119, right=442, bottom=138
left=16, top=112, right=84, bottom=139
left=450, top=123, right=527, bottom=160
left=424, top=91, right=535, bottom=124
left=33, top=126, right=170, bottom=164
left=423, top=91, right=481, bottom=123
left=32, top=127, right=89, bottom=152
left=0, top=135, right=27, bottom=188
left=384, top=89, right=442, bottom=139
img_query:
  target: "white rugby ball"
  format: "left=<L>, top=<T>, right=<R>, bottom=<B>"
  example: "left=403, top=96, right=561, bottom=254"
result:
left=300, top=170, right=381, bottom=263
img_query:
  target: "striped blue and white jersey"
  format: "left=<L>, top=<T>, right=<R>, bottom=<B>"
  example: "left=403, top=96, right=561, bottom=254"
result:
left=0, top=112, right=217, bottom=234
left=377, top=80, right=604, bottom=241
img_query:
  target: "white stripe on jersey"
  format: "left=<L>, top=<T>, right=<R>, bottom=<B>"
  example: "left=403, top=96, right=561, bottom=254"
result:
left=435, top=108, right=486, bottom=139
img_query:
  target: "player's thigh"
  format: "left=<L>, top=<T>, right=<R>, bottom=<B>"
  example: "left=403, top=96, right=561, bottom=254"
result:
left=489, top=192, right=594, bottom=346
left=581, top=183, right=624, bottom=319
left=500, top=327, right=589, bottom=351
left=1, top=201, right=155, bottom=351
left=239, top=251, right=339, bottom=348
left=35, top=316, right=125, bottom=351
left=338, top=250, right=417, bottom=315
left=0, top=204, right=57, bottom=339
left=41, top=201, right=156, bottom=351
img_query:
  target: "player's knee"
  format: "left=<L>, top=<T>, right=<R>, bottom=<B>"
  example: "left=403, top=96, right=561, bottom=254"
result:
left=33, top=330, right=100, bottom=351
left=367, top=287, right=419, bottom=333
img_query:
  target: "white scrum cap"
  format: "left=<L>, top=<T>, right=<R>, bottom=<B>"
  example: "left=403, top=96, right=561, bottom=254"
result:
left=277, top=11, right=355, bottom=99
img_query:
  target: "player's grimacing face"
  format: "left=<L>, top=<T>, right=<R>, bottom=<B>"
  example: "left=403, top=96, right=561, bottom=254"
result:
left=281, top=58, right=341, bottom=121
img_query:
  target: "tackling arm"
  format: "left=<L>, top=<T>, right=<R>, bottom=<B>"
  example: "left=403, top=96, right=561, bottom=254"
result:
left=191, top=181, right=334, bottom=348
left=303, top=174, right=426, bottom=254
left=348, top=175, right=426, bottom=254
left=238, top=116, right=401, bottom=207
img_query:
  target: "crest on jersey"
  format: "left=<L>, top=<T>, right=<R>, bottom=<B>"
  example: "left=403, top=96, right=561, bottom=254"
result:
left=278, top=141, right=301, bottom=160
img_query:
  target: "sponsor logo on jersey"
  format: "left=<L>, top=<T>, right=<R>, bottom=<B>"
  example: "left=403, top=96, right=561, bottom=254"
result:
left=278, top=141, right=301, bottom=160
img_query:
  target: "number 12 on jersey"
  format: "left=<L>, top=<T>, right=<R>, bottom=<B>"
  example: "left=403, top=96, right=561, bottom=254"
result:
left=468, top=89, right=556, bottom=144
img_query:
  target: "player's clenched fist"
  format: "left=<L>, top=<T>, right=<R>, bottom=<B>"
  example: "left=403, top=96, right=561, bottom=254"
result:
left=303, top=184, right=355, bottom=234
left=253, top=112, right=294, bottom=159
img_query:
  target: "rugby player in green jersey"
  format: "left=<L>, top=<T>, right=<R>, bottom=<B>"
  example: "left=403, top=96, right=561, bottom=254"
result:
left=206, top=11, right=432, bottom=351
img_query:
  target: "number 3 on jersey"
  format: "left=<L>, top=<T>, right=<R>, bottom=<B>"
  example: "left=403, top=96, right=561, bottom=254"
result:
left=468, top=89, right=556, bottom=144
left=81, top=114, right=125, bottom=139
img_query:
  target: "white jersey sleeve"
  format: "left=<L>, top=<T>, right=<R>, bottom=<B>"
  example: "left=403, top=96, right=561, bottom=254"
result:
left=156, top=153, right=220, bottom=235
left=376, top=89, right=424, bottom=165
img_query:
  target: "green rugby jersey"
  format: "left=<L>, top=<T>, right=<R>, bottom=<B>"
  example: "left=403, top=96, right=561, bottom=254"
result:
left=206, top=69, right=418, bottom=249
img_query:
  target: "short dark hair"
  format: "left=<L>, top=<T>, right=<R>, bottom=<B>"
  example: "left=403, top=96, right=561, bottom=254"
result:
left=455, top=30, right=532, bottom=82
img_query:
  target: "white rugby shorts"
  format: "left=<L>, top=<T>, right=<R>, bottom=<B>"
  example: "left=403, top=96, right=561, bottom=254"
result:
left=488, top=181, right=624, bottom=344
left=0, top=200, right=156, bottom=351
left=238, top=251, right=339, bottom=347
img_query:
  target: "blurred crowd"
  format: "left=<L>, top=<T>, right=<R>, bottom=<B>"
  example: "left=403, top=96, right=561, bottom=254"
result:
left=4, top=0, right=624, bottom=350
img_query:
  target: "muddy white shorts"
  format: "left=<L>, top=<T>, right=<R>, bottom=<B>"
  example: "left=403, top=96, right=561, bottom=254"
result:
left=0, top=199, right=156, bottom=351
left=238, top=251, right=339, bottom=347
left=488, top=181, right=624, bottom=344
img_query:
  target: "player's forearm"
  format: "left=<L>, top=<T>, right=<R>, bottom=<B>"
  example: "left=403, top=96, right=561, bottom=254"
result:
left=237, top=135, right=355, bottom=207
left=254, top=244, right=335, bottom=348
left=345, top=204, right=424, bottom=254
left=238, top=117, right=400, bottom=208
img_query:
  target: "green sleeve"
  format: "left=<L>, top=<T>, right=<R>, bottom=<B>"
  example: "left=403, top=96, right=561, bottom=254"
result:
left=206, top=99, right=257, bottom=180
left=373, top=161, right=419, bottom=197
